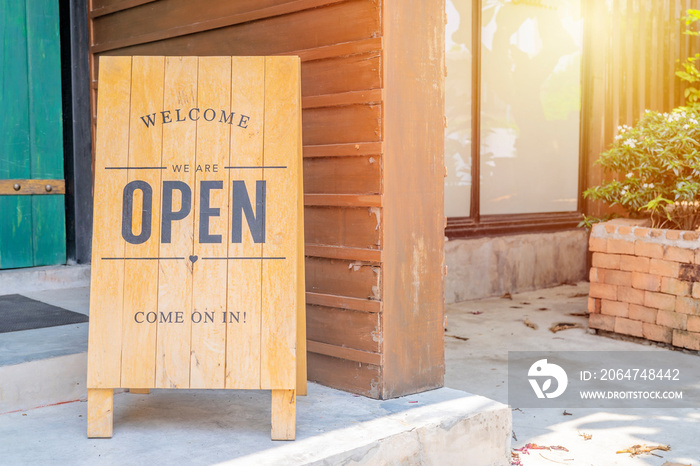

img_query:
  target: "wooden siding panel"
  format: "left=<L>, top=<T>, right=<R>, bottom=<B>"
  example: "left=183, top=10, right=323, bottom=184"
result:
left=301, top=51, right=382, bottom=96
left=302, top=105, right=381, bottom=146
left=307, top=305, right=380, bottom=353
left=304, top=206, right=380, bottom=249
left=305, top=257, right=380, bottom=300
left=307, top=352, right=380, bottom=398
left=95, top=0, right=381, bottom=55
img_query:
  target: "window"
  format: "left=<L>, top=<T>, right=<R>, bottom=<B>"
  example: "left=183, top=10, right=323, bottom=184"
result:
left=445, top=0, right=584, bottom=236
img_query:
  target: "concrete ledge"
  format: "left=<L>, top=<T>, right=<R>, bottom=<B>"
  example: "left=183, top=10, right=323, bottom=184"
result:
left=0, top=265, right=91, bottom=295
left=0, top=352, right=87, bottom=414
left=445, top=230, right=587, bottom=303
left=0, top=384, right=511, bottom=465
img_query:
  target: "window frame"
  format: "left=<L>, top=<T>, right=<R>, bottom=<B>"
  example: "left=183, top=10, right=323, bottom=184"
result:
left=445, top=0, right=588, bottom=239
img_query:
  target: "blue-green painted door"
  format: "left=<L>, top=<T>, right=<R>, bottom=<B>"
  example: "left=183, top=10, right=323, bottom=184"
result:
left=0, top=0, right=66, bottom=269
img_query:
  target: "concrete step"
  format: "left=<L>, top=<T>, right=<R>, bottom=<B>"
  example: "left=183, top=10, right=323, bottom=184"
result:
left=0, top=284, right=90, bottom=414
left=1, top=384, right=512, bottom=465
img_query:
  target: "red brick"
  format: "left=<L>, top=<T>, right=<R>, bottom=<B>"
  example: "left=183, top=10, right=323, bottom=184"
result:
left=656, top=310, right=687, bottom=330
left=608, top=238, right=635, bottom=255
left=642, top=323, right=673, bottom=343
left=603, top=270, right=633, bottom=287
left=601, top=299, right=629, bottom=317
left=634, top=241, right=664, bottom=259
left=629, top=304, right=658, bottom=323
left=688, top=316, right=700, bottom=333
left=659, top=277, right=691, bottom=297
left=649, top=229, right=664, bottom=238
left=589, top=282, right=617, bottom=300
left=695, top=249, right=700, bottom=265
left=592, top=252, right=620, bottom=270
left=666, top=230, right=681, bottom=240
left=604, top=224, right=617, bottom=234
left=683, top=231, right=700, bottom=241
left=648, top=259, right=680, bottom=278
left=673, top=330, right=700, bottom=351
left=632, top=272, right=661, bottom=291
left=589, top=313, right=615, bottom=331
left=693, top=283, right=700, bottom=299
left=618, top=226, right=632, bottom=235
left=676, top=297, right=700, bottom=315
left=664, top=246, right=694, bottom=263
left=589, top=237, right=607, bottom=253
left=589, top=267, right=602, bottom=283
left=634, top=228, right=650, bottom=238
left=588, top=297, right=601, bottom=314
left=618, top=286, right=645, bottom=305
left=644, top=291, right=676, bottom=311
left=614, top=317, right=644, bottom=337
left=619, top=255, right=650, bottom=273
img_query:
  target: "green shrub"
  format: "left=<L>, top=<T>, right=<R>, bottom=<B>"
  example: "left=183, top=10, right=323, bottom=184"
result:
left=583, top=108, right=700, bottom=230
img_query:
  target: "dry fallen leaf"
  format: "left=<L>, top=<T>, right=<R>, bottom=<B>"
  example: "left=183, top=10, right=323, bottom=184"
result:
left=550, top=322, right=584, bottom=333
left=524, top=318, right=538, bottom=330
left=578, top=431, right=592, bottom=440
left=616, top=444, right=670, bottom=457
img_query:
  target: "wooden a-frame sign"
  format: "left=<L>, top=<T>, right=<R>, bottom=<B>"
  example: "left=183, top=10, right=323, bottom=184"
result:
left=87, top=56, right=305, bottom=440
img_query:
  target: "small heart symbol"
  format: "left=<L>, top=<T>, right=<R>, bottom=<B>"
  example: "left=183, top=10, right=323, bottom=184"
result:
left=189, top=255, right=198, bottom=264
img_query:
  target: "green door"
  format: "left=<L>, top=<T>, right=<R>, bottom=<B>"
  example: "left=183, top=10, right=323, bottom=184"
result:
left=0, top=0, right=66, bottom=269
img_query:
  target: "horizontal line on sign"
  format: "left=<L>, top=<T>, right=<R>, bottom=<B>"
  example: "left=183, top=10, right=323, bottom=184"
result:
left=101, top=257, right=184, bottom=260
left=202, top=257, right=286, bottom=260
left=104, top=166, right=167, bottom=170
left=224, top=166, right=287, bottom=169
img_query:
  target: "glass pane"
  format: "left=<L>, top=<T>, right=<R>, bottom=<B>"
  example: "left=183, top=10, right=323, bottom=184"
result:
left=445, top=0, right=472, bottom=218
left=479, top=0, right=582, bottom=215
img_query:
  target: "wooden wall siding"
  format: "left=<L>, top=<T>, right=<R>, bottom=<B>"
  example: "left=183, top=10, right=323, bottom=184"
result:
left=583, top=0, right=700, bottom=218
left=89, top=0, right=445, bottom=399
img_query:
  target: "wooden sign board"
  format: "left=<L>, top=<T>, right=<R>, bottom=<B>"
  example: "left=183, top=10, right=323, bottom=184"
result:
left=87, top=56, right=305, bottom=440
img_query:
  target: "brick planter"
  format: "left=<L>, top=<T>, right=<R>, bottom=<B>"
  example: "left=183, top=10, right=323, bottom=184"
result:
left=588, top=219, right=700, bottom=350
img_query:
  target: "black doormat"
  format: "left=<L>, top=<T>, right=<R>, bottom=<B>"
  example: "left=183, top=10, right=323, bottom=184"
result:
left=0, top=294, right=88, bottom=333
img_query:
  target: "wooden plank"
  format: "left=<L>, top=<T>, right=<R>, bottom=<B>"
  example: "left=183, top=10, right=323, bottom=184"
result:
left=287, top=37, right=382, bottom=62
left=305, top=257, right=380, bottom=300
left=190, top=56, right=232, bottom=389
left=87, top=56, right=132, bottom=389
left=271, top=389, right=295, bottom=440
left=307, top=352, right=380, bottom=398
left=92, top=0, right=345, bottom=51
left=94, top=0, right=380, bottom=56
left=225, top=56, right=265, bottom=389
left=302, top=105, right=381, bottom=146
left=0, top=180, right=65, bottom=195
left=0, top=1, right=33, bottom=269
left=26, top=0, right=66, bottom=267
left=155, top=56, right=197, bottom=389
left=87, top=388, right=113, bottom=438
left=305, top=194, right=381, bottom=207
left=90, top=0, right=157, bottom=18
left=120, top=56, right=165, bottom=389
left=129, top=388, right=150, bottom=394
left=302, top=89, right=382, bottom=109
left=303, top=156, right=381, bottom=195
left=304, top=206, right=381, bottom=249
left=381, top=0, right=445, bottom=398
left=303, top=142, right=382, bottom=158
left=296, top=76, right=307, bottom=397
left=306, top=291, right=381, bottom=313
left=301, top=51, right=381, bottom=96
left=260, top=56, right=300, bottom=390
left=305, top=245, right=381, bottom=262
left=307, top=340, right=380, bottom=365
left=307, top=304, right=380, bottom=352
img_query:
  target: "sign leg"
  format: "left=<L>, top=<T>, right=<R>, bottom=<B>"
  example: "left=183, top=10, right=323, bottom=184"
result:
left=271, top=389, right=296, bottom=440
left=87, top=388, right=113, bottom=438
left=129, top=388, right=150, bottom=394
